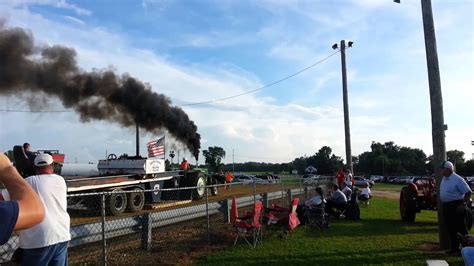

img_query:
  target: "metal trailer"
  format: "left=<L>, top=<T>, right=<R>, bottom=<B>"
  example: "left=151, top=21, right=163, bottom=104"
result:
left=12, top=146, right=217, bottom=215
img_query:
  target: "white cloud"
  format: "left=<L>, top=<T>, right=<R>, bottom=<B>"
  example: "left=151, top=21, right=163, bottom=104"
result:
left=63, top=15, right=85, bottom=26
left=5, top=0, right=91, bottom=16
left=0, top=1, right=472, bottom=165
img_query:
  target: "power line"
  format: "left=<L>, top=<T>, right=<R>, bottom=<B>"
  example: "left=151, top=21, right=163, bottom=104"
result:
left=178, top=50, right=340, bottom=107
left=0, top=50, right=340, bottom=113
left=0, top=109, right=72, bottom=113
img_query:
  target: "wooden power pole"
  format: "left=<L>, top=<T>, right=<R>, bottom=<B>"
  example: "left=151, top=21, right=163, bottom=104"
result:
left=420, top=0, right=448, bottom=249
left=339, top=40, right=353, bottom=174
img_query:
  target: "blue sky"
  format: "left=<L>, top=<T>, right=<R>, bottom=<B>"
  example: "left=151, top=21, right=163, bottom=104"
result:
left=0, top=0, right=473, bottom=164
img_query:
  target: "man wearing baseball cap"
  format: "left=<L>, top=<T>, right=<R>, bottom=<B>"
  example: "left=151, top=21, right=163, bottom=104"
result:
left=0, top=153, right=45, bottom=245
left=439, top=160, right=472, bottom=254
left=2, top=153, right=70, bottom=265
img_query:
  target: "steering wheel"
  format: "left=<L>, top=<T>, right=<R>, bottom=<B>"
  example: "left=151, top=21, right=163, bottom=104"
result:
left=107, top=153, right=117, bottom=160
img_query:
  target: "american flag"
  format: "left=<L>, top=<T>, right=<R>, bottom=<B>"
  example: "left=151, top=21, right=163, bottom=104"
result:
left=147, top=136, right=165, bottom=158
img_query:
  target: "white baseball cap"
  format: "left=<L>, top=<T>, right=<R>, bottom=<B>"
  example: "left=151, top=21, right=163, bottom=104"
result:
left=34, top=153, right=53, bottom=167
left=439, top=161, right=454, bottom=170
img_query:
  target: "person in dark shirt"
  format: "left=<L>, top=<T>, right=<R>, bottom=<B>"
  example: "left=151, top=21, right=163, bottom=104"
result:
left=23, top=143, right=37, bottom=163
left=325, top=184, right=348, bottom=217
left=0, top=153, right=45, bottom=245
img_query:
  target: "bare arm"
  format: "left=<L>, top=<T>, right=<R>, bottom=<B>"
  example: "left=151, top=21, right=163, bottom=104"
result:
left=0, top=153, right=44, bottom=230
left=464, top=191, right=472, bottom=205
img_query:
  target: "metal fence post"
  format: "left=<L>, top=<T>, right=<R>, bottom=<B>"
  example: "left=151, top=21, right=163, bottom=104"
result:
left=262, top=193, right=269, bottom=208
left=223, top=199, right=231, bottom=224
left=287, top=189, right=292, bottom=206
left=101, top=193, right=107, bottom=266
left=280, top=179, right=284, bottom=206
left=299, top=179, right=303, bottom=199
left=253, top=181, right=256, bottom=205
left=205, top=184, right=210, bottom=245
left=141, top=212, right=152, bottom=251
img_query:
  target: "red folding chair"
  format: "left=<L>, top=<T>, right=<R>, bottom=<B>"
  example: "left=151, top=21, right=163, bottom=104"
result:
left=233, top=201, right=263, bottom=248
left=264, top=198, right=300, bottom=240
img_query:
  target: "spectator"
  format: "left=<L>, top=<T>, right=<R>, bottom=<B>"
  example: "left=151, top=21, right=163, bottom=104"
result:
left=341, top=183, right=352, bottom=199
left=439, top=161, right=472, bottom=254
left=462, top=247, right=474, bottom=266
left=2, top=153, right=70, bottom=265
left=22, top=142, right=37, bottom=164
left=345, top=169, right=354, bottom=187
left=304, top=187, right=326, bottom=207
left=0, top=153, right=44, bottom=245
left=336, top=169, right=345, bottom=188
left=325, top=184, right=348, bottom=216
left=359, top=182, right=371, bottom=201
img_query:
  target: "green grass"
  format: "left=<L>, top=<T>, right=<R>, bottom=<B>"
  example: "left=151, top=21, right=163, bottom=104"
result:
left=198, top=197, right=466, bottom=266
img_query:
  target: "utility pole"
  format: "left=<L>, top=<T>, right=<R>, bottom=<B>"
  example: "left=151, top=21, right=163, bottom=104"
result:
left=232, top=149, right=235, bottom=173
left=393, top=0, right=448, bottom=248
left=333, top=40, right=353, bottom=174
left=421, top=0, right=448, bottom=249
left=136, top=122, right=140, bottom=157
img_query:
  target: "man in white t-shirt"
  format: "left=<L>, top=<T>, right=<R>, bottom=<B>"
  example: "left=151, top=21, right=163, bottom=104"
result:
left=2, top=153, right=70, bottom=266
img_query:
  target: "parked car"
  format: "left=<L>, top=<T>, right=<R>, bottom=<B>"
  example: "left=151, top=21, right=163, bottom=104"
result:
left=303, top=174, right=321, bottom=185
left=354, top=176, right=374, bottom=187
left=465, top=176, right=474, bottom=190
left=255, top=174, right=278, bottom=184
left=234, top=174, right=265, bottom=184
left=369, top=175, right=383, bottom=182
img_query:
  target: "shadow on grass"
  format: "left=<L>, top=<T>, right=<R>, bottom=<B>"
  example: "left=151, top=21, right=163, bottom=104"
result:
left=302, top=218, right=438, bottom=238
left=199, top=247, right=448, bottom=266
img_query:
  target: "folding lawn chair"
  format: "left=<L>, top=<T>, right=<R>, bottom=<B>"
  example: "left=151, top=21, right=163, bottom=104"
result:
left=304, top=203, right=329, bottom=230
left=264, top=198, right=301, bottom=240
left=233, top=201, right=263, bottom=248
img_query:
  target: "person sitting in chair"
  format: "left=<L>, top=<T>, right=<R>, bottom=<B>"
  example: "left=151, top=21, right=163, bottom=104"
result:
left=297, top=187, right=325, bottom=223
left=341, top=182, right=352, bottom=199
left=325, top=184, right=347, bottom=217
left=358, top=182, right=371, bottom=201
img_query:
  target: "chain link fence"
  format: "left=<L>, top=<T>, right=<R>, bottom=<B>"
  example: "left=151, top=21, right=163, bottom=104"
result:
left=0, top=176, right=335, bottom=265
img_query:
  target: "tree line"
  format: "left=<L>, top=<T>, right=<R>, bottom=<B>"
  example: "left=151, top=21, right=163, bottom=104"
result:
left=200, top=142, right=474, bottom=177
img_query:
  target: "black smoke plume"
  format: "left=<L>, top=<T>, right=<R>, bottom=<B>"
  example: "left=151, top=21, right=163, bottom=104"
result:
left=0, top=24, right=200, bottom=159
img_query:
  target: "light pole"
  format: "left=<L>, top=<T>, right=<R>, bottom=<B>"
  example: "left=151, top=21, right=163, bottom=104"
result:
left=394, top=0, right=448, bottom=249
left=332, top=40, right=354, bottom=174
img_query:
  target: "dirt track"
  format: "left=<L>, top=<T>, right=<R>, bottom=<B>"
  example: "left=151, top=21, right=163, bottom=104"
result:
left=371, top=190, right=399, bottom=200
left=69, top=183, right=402, bottom=225
left=69, top=182, right=298, bottom=225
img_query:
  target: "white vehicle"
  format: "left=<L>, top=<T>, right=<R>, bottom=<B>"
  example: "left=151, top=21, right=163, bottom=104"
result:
left=303, top=174, right=321, bottom=185
left=235, top=175, right=265, bottom=184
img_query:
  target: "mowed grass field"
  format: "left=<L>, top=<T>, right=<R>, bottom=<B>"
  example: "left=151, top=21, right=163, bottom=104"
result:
left=198, top=197, right=467, bottom=266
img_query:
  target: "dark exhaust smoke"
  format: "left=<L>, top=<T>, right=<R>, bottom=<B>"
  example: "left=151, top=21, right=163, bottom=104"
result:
left=0, top=24, right=200, bottom=159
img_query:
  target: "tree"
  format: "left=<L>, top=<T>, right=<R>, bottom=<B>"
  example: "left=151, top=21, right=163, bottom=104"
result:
left=202, top=146, right=226, bottom=173
left=447, top=150, right=465, bottom=164
left=357, top=141, right=427, bottom=176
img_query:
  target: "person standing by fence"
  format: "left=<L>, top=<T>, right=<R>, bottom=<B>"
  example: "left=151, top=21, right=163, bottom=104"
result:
left=2, top=153, right=70, bottom=265
left=336, top=169, right=345, bottom=189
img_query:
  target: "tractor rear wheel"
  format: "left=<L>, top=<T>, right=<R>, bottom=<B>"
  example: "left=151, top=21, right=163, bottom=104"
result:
left=400, top=187, right=416, bottom=222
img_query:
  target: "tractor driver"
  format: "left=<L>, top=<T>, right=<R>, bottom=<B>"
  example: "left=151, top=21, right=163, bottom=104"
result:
left=180, top=157, right=190, bottom=171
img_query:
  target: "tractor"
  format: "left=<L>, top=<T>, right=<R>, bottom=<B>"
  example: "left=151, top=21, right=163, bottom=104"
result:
left=399, top=176, right=472, bottom=229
